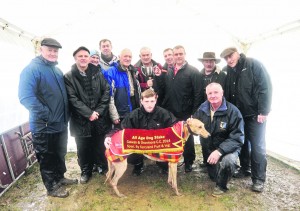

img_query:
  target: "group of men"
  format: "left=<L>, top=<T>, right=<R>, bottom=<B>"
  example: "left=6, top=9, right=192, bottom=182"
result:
left=18, top=37, right=272, bottom=198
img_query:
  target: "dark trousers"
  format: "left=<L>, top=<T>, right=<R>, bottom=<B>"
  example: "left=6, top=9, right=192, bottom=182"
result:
left=75, top=133, right=106, bottom=176
left=200, top=137, right=209, bottom=164
left=32, top=129, right=68, bottom=191
left=183, top=135, right=195, bottom=165
left=207, top=152, right=239, bottom=190
left=239, top=117, right=267, bottom=182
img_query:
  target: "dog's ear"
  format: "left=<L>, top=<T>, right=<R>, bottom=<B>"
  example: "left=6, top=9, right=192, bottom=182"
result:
left=186, top=118, right=192, bottom=125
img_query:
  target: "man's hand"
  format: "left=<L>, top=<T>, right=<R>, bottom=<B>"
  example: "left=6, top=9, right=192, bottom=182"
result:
left=104, top=137, right=112, bottom=149
left=147, top=78, right=153, bottom=87
left=113, top=119, right=120, bottom=124
left=207, top=150, right=222, bottom=165
left=153, top=66, right=168, bottom=76
left=257, top=114, right=267, bottom=124
left=89, top=111, right=99, bottom=121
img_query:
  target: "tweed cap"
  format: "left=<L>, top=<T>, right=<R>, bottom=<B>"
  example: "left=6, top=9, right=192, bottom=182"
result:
left=220, top=47, right=238, bottom=58
left=41, top=38, right=62, bottom=48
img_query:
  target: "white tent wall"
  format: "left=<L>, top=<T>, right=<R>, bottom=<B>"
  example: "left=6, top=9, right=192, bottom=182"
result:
left=0, top=27, right=35, bottom=133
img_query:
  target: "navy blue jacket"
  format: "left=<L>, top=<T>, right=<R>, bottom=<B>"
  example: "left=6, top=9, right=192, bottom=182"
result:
left=18, top=56, right=68, bottom=133
left=193, top=98, right=244, bottom=155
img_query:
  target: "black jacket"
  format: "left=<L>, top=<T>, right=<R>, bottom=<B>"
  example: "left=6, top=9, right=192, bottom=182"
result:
left=193, top=98, right=244, bottom=156
left=200, top=66, right=227, bottom=103
left=64, top=63, right=111, bottom=137
left=121, top=105, right=177, bottom=129
left=223, top=54, right=272, bottom=118
left=154, top=62, right=203, bottom=120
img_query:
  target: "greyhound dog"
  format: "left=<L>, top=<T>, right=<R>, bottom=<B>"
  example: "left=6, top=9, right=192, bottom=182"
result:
left=104, top=118, right=210, bottom=197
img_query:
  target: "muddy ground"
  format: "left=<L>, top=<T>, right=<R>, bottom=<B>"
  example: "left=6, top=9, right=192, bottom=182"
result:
left=0, top=145, right=299, bottom=211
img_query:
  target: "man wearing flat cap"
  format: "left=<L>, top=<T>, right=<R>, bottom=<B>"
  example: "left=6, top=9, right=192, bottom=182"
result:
left=64, top=46, right=111, bottom=184
left=197, top=52, right=227, bottom=169
left=220, top=47, right=272, bottom=192
left=19, top=38, right=78, bottom=198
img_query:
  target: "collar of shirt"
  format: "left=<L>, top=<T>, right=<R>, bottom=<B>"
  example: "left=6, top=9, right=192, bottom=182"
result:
left=174, top=62, right=186, bottom=76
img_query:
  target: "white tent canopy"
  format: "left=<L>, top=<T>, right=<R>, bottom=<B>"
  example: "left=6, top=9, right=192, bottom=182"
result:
left=1, top=0, right=300, bottom=160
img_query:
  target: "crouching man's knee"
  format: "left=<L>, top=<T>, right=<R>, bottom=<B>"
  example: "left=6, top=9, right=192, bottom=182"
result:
left=218, top=153, right=238, bottom=173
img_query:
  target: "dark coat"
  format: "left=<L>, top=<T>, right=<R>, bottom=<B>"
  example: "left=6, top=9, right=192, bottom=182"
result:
left=121, top=105, right=177, bottom=129
left=64, top=63, right=111, bottom=137
left=154, top=62, right=203, bottom=120
left=223, top=54, right=272, bottom=118
left=193, top=98, right=244, bottom=156
left=200, top=66, right=227, bottom=103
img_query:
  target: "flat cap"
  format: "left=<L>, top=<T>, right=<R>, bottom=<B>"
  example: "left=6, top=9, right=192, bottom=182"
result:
left=220, top=47, right=238, bottom=58
left=73, top=46, right=90, bottom=57
left=41, top=38, right=62, bottom=48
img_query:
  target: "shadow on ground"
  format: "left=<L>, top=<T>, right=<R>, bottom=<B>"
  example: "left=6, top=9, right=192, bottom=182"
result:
left=0, top=145, right=299, bottom=211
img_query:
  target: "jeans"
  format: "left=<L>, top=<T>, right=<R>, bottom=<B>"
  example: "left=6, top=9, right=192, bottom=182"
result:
left=240, top=117, right=267, bottom=182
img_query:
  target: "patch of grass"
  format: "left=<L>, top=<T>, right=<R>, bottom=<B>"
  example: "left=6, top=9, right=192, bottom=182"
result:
left=220, top=195, right=235, bottom=209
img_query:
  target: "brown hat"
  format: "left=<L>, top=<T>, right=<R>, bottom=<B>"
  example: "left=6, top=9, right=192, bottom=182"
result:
left=220, top=47, right=238, bottom=58
left=41, top=38, right=62, bottom=48
left=197, top=52, right=221, bottom=64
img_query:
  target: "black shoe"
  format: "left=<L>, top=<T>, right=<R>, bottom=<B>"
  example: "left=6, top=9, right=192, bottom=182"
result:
left=212, top=186, right=226, bottom=197
left=80, top=174, right=90, bottom=184
left=199, top=162, right=208, bottom=168
left=100, top=165, right=108, bottom=175
left=92, top=165, right=98, bottom=172
left=233, top=168, right=251, bottom=178
left=156, top=162, right=168, bottom=175
left=252, top=180, right=264, bottom=192
left=47, top=186, right=69, bottom=198
left=159, top=167, right=168, bottom=175
left=59, top=177, right=78, bottom=186
left=185, top=163, right=193, bottom=173
left=132, top=166, right=144, bottom=176
left=96, top=166, right=103, bottom=174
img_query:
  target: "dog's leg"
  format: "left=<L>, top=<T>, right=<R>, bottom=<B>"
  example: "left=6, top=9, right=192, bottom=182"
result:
left=105, top=159, right=114, bottom=184
left=110, top=159, right=128, bottom=198
left=168, top=162, right=181, bottom=196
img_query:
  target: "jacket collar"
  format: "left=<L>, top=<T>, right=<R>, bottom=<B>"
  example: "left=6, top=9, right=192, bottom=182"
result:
left=71, top=63, right=99, bottom=78
left=200, top=65, right=221, bottom=75
left=200, top=97, right=227, bottom=115
left=38, top=55, right=58, bottom=66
